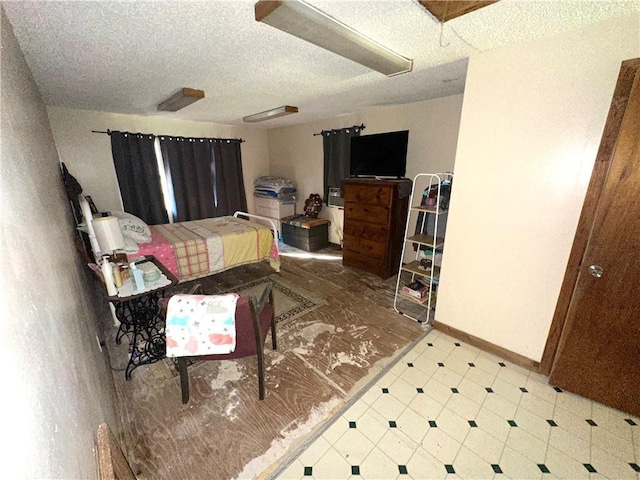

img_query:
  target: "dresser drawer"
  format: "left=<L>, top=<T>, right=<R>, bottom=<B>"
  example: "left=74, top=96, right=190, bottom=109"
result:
left=343, top=219, right=389, bottom=243
left=343, top=249, right=385, bottom=277
left=343, top=235, right=386, bottom=259
left=343, top=202, right=389, bottom=225
left=343, top=184, right=392, bottom=206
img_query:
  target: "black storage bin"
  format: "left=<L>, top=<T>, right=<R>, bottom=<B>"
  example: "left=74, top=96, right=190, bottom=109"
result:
left=281, top=219, right=329, bottom=252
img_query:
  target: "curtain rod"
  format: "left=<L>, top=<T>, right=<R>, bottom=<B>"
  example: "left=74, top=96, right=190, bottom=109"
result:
left=313, top=124, right=366, bottom=136
left=91, top=129, right=245, bottom=142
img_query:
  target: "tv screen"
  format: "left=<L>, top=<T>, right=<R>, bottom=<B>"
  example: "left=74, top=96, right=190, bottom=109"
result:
left=350, top=130, right=408, bottom=178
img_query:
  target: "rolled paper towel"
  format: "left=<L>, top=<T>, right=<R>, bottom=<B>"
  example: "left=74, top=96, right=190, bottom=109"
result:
left=93, top=216, right=124, bottom=254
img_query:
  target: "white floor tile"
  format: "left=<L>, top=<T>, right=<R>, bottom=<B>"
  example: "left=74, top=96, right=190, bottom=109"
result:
left=590, top=445, right=639, bottom=479
left=274, top=329, right=639, bottom=480
left=591, top=425, right=635, bottom=462
left=391, top=359, right=413, bottom=377
left=633, top=428, right=640, bottom=461
left=524, top=376, right=559, bottom=405
left=400, top=365, right=435, bottom=390
left=277, top=459, right=305, bottom=480
left=519, top=393, right=555, bottom=420
left=499, top=446, right=544, bottom=479
left=360, top=380, right=385, bottom=406
left=456, top=378, right=489, bottom=406
left=431, top=367, right=464, bottom=388
left=514, top=407, right=552, bottom=443
left=555, top=391, right=592, bottom=420
left=422, top=378, right=453, bottom=406
left=548, top=427, right=591, bottom=464
left=506, top=426, right=548, bottom=464
left=357, top=406, right=394, bottom=445
left=483, top=392, right=519, bottom=420
left=312, top=446, right=353, bottom=479
left=447, top=344, right=479, bottom=364
left=421, top=346, right=452, bottom=363
left=499, top=361, right=531, bottom=378
left=371, top=390, right=409, bottom=420
left=409, top=392, right=446, bottom=420
left=445, top=394, right=482, bottom=420
left=377, top=428, right=419, bottom=465
left=591, top=403, right=636, bottom=442
left=452, top=446, right=497, bottom=480
left=528, top=371, right=550, bottom=383
left=549, top=404, right=591, bottom=442
left=475, top=407, right=512, bottom=443
left=343, top=399, right=370, bottom=422
left=359, top=447, right=401, bottom=480
left=429, top=336, right=457, bottom=355
left=322, top=417, right=350, bottom=445
left=496, top=364, right=529, bottom=388
left=435, top=407, right=471, bottom=443
left=463, top=366, right=497, bottom=389
left=397, top=405, right=431, bottom=444
left=491, top=377, right=524, bottom=405
left=333, top=428, right=376, bottom=465
left=441, top=355, right=471, bottom=377
left=472, top=355, right=502, bottom=376
left=422, top=427, right=462, bottom=464
left=543, top=446, right=591, bottom=479
left=406, top=446, right=447, bottom=480
left=298, top=435, right=332, bottom=466
left=390, top=376, right=421, bottom=406
left=463, top=427, right=505, bottom=463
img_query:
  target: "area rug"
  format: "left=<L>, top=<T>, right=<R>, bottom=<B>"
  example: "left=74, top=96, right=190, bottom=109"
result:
left=232, top=275, right=325, bottom=324
left=164, top=275, right=326, bottom=375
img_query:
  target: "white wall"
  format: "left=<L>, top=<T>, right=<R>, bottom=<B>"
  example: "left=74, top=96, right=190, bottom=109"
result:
left=436, top=14, right=640, bottom=362
left=47, top=107, right=271, bottom=215
left=0, top=9, right=119, bottom=477
left=267, top=95, right=464, bottom=244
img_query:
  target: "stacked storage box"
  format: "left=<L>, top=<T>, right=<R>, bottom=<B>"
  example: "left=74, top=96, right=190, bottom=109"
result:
left=253, top=176, right=297, bottom=220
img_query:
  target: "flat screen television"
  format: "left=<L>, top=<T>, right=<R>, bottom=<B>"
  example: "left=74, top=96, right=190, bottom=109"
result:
left=350, top=130, right=408, bottom=178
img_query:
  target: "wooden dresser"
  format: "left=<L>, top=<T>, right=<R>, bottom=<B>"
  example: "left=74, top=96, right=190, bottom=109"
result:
left=342, top=178, right=411, bottom=279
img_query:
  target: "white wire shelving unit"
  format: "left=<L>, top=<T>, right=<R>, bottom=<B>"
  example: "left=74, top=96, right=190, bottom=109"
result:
left=393, top=173, right=452, bottom=323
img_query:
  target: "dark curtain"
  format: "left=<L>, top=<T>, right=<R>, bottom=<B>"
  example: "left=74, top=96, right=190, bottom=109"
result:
left=322, top=125, right=363, bottom=202
left=160, top=137, right=246, bottom=222
left=160, top=137, right=216, bottom=222
left=111, top=131, right=168, bottom=225
left=211, top=139, right=247, bottom=216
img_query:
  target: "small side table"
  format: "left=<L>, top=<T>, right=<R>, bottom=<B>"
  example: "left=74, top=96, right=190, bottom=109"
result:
left=107, top=256, right=177, bottom=380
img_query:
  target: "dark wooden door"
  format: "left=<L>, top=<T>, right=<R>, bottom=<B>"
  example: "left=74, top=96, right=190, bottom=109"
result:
left=548, top=59, right=640, bottom=417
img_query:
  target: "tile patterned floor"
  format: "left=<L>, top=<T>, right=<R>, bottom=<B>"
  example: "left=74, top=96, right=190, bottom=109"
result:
left=274, top=329, right=640, bottom=480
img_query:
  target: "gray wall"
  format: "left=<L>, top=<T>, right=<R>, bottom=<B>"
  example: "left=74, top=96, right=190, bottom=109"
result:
left=0, top=8, right=120, bottom=478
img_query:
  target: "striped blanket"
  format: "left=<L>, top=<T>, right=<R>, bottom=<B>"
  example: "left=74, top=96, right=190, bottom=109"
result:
left=133, top=216, right=280, bottom=282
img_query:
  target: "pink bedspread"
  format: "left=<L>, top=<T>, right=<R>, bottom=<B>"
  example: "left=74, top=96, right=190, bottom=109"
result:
left=130, top=216, right=279, bottom=282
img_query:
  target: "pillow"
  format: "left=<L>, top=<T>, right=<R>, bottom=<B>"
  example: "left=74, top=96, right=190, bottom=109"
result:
left=123, top=236, right=139, bottom=253
left=110, top=211, right=152, bottom=243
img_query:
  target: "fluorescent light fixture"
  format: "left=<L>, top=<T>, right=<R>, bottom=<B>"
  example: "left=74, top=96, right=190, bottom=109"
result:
left=157, top=87, right=205, bottom=112
left=255, top=0, right=413, bottom=77
left=243, top=105, right=299, bottom=123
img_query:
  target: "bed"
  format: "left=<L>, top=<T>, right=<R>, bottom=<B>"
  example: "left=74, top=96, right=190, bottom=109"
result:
left=130, top=213, right=280, bottom=282
left=77, top=194, right=280, bottom=283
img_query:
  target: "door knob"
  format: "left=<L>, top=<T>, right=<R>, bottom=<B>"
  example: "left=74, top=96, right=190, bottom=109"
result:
left=588, top=265, right=604, bottom=278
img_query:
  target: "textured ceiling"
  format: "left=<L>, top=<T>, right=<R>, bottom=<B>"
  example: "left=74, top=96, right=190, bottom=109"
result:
left=3, top=0, right=638, bottom=128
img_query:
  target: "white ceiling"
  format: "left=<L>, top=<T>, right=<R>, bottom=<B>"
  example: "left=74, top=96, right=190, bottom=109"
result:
left=4, top=0, right=638, bottom=128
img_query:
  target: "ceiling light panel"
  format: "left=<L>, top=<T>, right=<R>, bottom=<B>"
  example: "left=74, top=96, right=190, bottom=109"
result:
left=255, top=0, right=413, bottom=77
left=157, top=87, right=205, bottom=112
left=243, top=105, right=299, bottom=123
